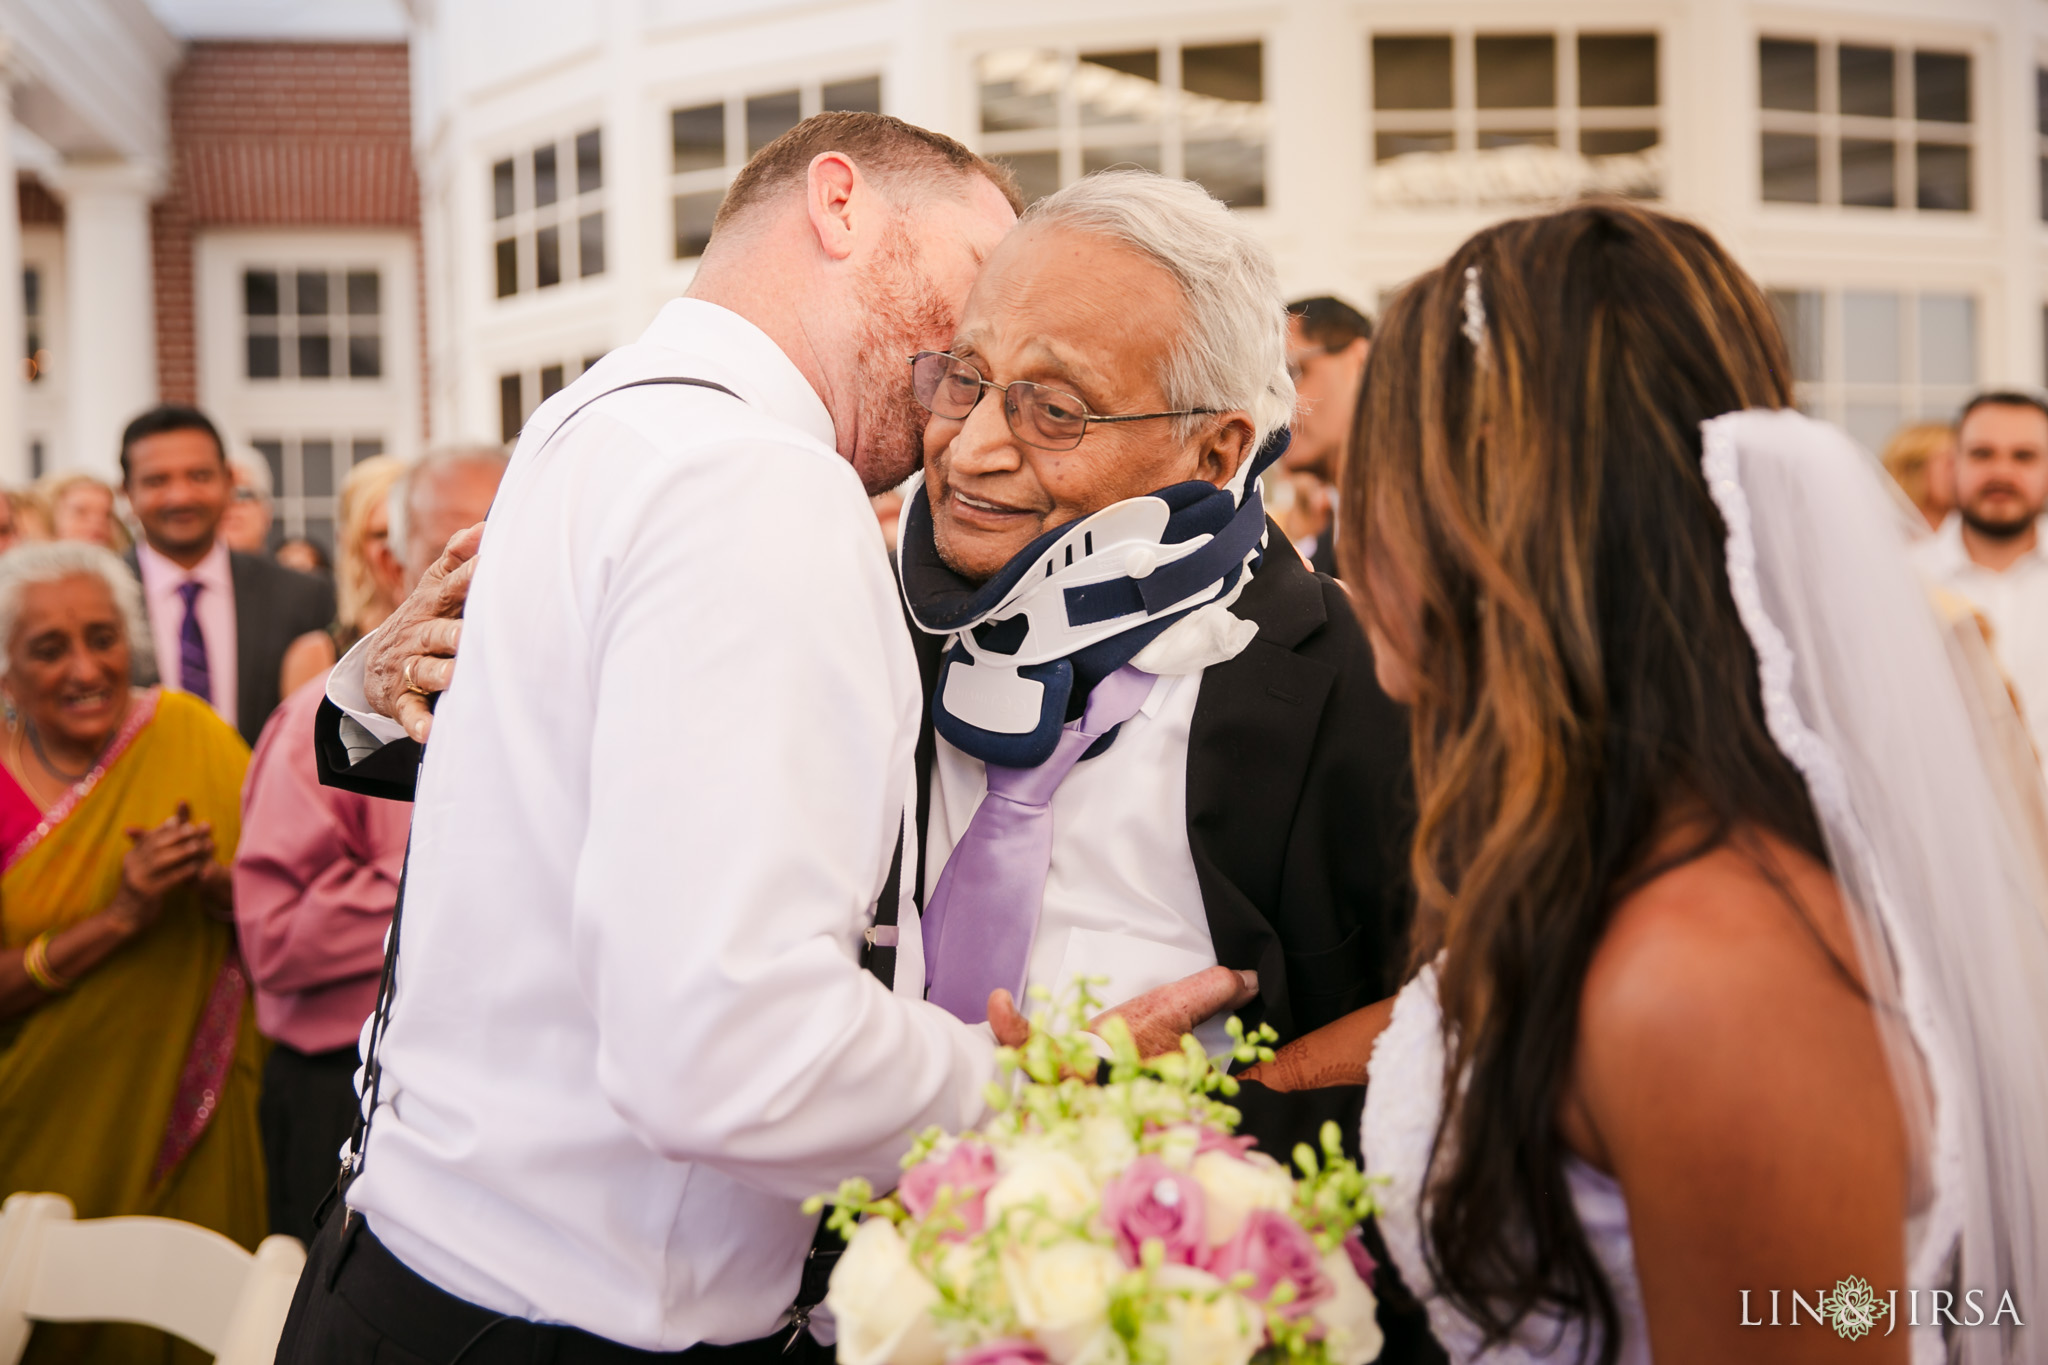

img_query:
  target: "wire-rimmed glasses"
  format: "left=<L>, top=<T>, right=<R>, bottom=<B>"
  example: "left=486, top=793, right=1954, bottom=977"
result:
left=908, top=350, right=1216, bottom=452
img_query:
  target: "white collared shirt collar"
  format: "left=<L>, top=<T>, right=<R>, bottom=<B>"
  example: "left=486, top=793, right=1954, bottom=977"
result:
left=630, top=298, right=838, bottom=453
left=1922, top=512, right=2048, bottom=577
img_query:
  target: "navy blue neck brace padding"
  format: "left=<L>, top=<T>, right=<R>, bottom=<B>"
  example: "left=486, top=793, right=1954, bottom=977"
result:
left=900, top=429, right=1290, bottom=767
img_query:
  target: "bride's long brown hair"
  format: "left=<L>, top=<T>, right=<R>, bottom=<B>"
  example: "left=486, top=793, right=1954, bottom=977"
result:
left=1339, top=201, right=1829, bottom=1360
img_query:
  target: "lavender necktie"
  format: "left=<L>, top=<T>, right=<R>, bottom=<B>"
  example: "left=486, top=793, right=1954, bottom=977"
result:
left=175, top=580, right=212, bottom=705
left=923, top=664, right=1157, bottom=1023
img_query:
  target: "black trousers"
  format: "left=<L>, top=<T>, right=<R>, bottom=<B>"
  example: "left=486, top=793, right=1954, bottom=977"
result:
left=276, top=1213, right=826, bottom=1365
left=260, top=1042, right=363, bottom=1246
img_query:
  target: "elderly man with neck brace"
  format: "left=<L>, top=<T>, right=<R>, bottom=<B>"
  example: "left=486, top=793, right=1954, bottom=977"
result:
left=342, top=169, right=1411, bottom=1127
left=895, top=173, right=1410, bottom=1080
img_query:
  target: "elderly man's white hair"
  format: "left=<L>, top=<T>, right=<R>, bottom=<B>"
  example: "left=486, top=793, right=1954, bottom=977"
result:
left=388, top=444, right=511, bottom=574
left=0, top=541, right=154, bottom=681
left=1023, top=169, right=1295, bottom=454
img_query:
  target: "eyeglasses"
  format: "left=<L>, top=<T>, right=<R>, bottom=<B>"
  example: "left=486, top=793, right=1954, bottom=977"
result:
left=908, top=351, right=1216, bottom=453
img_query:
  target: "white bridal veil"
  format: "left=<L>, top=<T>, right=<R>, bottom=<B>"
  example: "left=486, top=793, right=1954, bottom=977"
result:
left=1703, top=409, right=2048, bottom=1364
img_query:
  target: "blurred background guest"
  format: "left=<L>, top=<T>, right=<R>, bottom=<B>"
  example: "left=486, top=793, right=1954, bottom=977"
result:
left=0, top=492, right=26, bottom=555
left=1881, top=420, right=1957, bottom=531
left=38, top=472, right=130, bottom=553
left=1277, top=295, right=1370, bottom=577
left=275, top=536, right=331, bottom=579
left=221, top=454, right=275, bottom=555
left=1913, top=390, right=2048, bottom=763
left=120, top=405, right=334, bottom=747
left=235, top=445, right=504, bottom=1247
left=0, top=542, right=264, bottom=1362
left=1, top=489, right=51, bottom=550
left=336, top=456, right=407, bottom=650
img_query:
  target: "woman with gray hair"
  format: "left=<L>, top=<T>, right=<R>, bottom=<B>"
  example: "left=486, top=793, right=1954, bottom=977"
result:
left=0, top=541, right=266, bottom=1361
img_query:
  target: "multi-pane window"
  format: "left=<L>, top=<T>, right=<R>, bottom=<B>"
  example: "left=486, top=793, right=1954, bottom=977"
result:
left=498, top=355, right=608, bottom=443
left=493, top=128, right=605, bottom=298
left=2037, top=67, right=2048, bottom=222
left=671, top=76, right=883, bottom=260
left=1759, top=39, right=1972, bottom=210
left=975, top=44, right=1266, bottom=209
left=1369, top=31, right=1660, bottom=207
left=250, top=434, right=387, bottom=553
left=23, top=267, right=44, bottom=382
left=244, top=268, right=383, bottom=380
left=1769, top=288, right=1976, bottom=454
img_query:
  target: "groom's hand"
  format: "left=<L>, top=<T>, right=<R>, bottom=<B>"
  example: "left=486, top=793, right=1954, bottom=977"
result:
left=364, top=523, right=486, bottom=743
left=985, top=967, right=1261, bottom=1059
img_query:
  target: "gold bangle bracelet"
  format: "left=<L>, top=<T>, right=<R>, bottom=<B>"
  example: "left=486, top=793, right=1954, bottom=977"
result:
left=22, top=932, right=71, bottom=993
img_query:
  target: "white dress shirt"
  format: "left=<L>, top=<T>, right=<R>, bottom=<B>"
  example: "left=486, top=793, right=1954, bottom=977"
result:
left=135, top=538, right=238, bottom=729
left=328, top=299, right=993, bottom=1350
left=1913, top=515, right=2048, bottom=764
left=923, top=669, right=1232, bottom=1056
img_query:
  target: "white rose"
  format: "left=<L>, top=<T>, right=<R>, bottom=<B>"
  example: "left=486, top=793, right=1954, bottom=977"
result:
left=987, top=1143, right=1098, bottom=1229
left=1000, top=1240, right=1129, bottom=1363
left=1140, top=1265, right=1261, bottom=1365
left=825, top=1219, right=945, bottom=1365
left=1151, top=1125, right=1203, bottom=1171
left=1076, top=1115, right=1139, bottom=1183
left=1314, top=1248, right=1384, bottom=1365
left=1190, top=1150, right=1296, bottom=1245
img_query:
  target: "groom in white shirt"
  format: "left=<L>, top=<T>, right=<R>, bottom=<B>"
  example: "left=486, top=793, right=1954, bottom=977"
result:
left=278, top=114, right=1244, bottom=1365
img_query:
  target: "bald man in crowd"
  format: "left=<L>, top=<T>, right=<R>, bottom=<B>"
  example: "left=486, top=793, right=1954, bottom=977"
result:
left=235, top=448, right=508, bottom=1247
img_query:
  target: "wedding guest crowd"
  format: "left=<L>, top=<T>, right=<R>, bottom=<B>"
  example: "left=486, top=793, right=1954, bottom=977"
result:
left=236, top=445, right=505, bottom=1246
left=1883, top=419, right=1957, bottom=531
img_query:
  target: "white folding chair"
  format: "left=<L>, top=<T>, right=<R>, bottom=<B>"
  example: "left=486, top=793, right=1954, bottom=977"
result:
left=0, top=1192, right=306, bottom=1365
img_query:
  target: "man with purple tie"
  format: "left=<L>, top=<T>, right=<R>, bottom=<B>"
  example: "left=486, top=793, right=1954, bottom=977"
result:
left=121, top=405, right=334, bottom=748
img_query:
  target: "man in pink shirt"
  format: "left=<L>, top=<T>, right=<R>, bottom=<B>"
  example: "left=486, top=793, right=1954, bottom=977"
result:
left=235, top=447, right=506, bottom=1244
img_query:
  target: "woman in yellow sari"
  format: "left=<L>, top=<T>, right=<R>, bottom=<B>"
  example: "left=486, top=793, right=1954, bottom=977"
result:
left=0, top=542, right=265, bottom=1364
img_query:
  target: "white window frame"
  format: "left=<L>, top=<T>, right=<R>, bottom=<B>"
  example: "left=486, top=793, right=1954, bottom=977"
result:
left=246, top=432, right=392, bottom=550
left=968, top=39, right=1269, bottom=208
left=238, top=265, right=386, bottom=383
left=1756, top=33, right=1977, bottom=215
left=496, top=354, right=608, bottom=443
left=1364, top=24, right=1664, bottom=210
left=196, top=229, right=422, bottom=517
left=489, top=125, right=607, bottom=300
left=667, top=73, right=884, bottom=261
left=1768, top=284, right=1980, bottom=450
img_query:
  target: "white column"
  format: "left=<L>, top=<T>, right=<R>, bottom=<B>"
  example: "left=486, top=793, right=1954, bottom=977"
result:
left=50, top=160, right=160, bottom=480
left=0, top=78, right=25, bottom=484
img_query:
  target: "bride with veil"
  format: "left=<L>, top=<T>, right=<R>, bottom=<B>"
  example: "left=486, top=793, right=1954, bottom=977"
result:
left=1248, top=200, right=2048, bottom=1364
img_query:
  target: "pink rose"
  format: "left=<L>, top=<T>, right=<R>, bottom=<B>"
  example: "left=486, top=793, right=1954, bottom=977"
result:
left=1342, top=1230, right=1376, bottom=1284
left=1194, top=1128, right=1259, bottom=1160
left=1205, top=1210, right=1332, bottom=1317
left=899, top=1141, right=998, bottom=1239
left=951, top=1341, right=1049, bottom=1365
left=1098, top=1157, right=1207, bottom=1267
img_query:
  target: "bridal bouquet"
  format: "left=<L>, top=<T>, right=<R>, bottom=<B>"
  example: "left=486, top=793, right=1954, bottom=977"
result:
left=809, top=986, right=1383, bottom=1365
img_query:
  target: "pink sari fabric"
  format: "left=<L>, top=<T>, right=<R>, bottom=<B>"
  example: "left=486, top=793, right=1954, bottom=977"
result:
left=0, top=765, right=37, bottom=865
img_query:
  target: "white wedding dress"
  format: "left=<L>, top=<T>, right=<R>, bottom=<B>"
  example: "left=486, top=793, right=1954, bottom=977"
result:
left=1357, top=410, right=2048, bottom=1365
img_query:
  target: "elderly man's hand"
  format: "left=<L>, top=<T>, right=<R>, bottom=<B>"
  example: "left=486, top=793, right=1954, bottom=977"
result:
left=363, top=524, right=484, bottom=743
left=987, top=965, right=1259, bottom=1058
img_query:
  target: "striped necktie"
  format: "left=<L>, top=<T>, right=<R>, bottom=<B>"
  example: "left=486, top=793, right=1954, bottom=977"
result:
left=175, top=580, right=212, bottom=705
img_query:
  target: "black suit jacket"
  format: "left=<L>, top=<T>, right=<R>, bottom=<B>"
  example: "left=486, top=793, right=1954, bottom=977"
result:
left=129, top=546, right=336, bottom=747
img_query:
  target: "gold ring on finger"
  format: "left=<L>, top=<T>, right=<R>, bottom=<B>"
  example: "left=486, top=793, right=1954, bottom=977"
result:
left=403, top=658, right=431, bottom=698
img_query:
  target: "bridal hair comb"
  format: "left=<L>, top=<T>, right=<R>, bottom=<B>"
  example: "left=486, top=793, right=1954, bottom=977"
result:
left=1461, top=265, right=1489, bottom=359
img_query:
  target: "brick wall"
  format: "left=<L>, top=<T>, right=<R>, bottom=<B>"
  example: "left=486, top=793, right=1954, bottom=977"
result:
left=153, top=42, right=421, bottom=432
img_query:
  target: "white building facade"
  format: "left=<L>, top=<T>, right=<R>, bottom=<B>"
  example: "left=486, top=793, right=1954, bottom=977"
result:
left=409, top=0, right=2048, bottom=459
